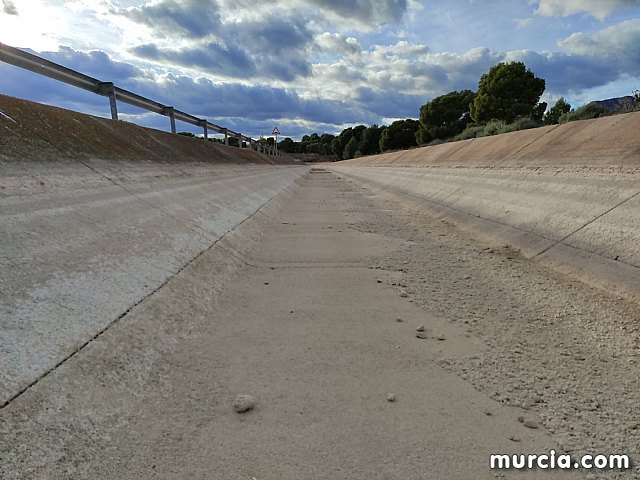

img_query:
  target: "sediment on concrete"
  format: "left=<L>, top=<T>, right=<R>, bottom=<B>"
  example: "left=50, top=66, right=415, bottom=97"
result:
left=330, top=112, right=640, bottom=303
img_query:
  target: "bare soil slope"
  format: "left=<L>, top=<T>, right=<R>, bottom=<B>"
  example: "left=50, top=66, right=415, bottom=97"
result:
left=0, top=94, right=293, bottom=165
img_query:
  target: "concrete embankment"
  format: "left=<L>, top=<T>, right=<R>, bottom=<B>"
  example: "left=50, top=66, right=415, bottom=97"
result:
left=330, top=112, right=640, bottom=303
left=0, top=95, right=308, bottom=406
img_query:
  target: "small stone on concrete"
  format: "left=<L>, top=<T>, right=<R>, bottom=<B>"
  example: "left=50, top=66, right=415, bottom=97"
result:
left=523, top=419, right=540, bottom=429
left=399, top=292, right=408, bottom=298
left=396, top=317, right=403, bottom=323
left=416, top=325, right=425, bottom=332
left=416, top=332, right=429, bottom=339
left=508, top=436, right=521, bottom=443
left=387, top=393, right=396, bottom=402
left=233, top=394, right=256, bottom=413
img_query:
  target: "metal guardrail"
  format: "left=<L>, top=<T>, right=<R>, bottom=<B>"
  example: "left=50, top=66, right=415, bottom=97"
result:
left=0, top=42, right=279, bottom=155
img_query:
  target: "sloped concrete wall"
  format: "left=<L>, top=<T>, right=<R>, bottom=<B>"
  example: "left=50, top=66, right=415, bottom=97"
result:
left=330, top=112, right=640, bottom=303
left=0, top=96, right=309, bottom=406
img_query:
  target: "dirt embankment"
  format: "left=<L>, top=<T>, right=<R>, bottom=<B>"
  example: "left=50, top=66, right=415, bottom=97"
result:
left=0, top=94, right=294, bottom=165
left=343, top=112, right=640, bottom=168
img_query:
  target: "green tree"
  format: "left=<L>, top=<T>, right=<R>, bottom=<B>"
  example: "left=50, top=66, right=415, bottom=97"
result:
left=379, top=119, right=420, bottom=152
left=360, top=125, right=384, bottom=156
left=352, top=125, right=367, bottom=143
left=306, top=142, right=324, bottom=154
left=320, top=133, right=336, bottom=146
left=543, top=98, right=571, bottom=125
left=278, top=137, right=298, bottom=153
left=332, top=127, right=354, bottom=160
left=418, top=90, right=476, bottom=142
left=470, top=62, right=545, bottom=124
left=343, top=136, right=359, bottom=160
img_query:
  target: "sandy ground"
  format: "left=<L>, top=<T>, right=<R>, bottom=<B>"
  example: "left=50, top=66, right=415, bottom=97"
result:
left=1, top=168, right=637, bottom=478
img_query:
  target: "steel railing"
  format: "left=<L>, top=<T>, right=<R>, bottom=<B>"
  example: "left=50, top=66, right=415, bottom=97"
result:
left=0, top=42, right=278, bottom=155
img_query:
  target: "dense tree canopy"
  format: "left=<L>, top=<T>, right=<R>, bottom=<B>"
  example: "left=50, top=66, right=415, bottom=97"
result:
left=417, top=89, right=476, bottom=143
left=360, top=124, right=384, bottom=156
left=379, top=119, right=420, bottom=152
left=470, top=61, right=545, bottom=124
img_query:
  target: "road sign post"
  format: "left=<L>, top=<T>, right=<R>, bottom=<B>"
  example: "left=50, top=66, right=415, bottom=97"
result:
left=272, top=127, right=280, bottom=156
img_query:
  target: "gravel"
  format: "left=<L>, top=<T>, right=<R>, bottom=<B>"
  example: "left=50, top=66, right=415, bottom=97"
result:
left=354, top=192, right=640, bottom=479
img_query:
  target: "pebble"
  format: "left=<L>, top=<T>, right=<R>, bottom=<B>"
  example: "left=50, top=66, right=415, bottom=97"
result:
left=396, top=317, right=403, bottom=323
left=387, top=393, right=396, bottom=402
left=416, top=332, right=429, bottom=339
left=523, top=419, right=540, bottom=429
left=437, top=335, right=446, bottom=341
left=377, top=279, right=382, bottom=283
left=399, top=292, right=408, bottom=298
left=416, top=325, right=425, bottom=332
left=508, top=435, right=521, bottom=442
left=233, top=394, right=256, bottom=413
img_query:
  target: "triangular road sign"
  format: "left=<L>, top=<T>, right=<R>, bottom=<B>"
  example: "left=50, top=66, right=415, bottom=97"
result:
left=272, top=127, right=281, bottom=136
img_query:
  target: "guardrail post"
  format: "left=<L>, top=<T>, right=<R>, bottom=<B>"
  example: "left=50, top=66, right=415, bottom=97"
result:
left=162, top=107, right=176, bottom=134
left=98, top=82, right=118, bottom=120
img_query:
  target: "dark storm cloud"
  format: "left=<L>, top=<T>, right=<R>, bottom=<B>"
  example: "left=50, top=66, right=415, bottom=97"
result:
left=354, top=87, right=424, bottom=118
left=131, top=42, right=257, bottom=79
left=509, top=50, right=620, bottom=93
left=306, top=0, right=408, bottom=27
left=131, top=74, right=373, bottom=125
left=116, top=0, right=221, bottom=38
left=120, top=0, right=314, bottom=82
left=128, top=13, right=314, bottom=82
left=37, top=47, right=142, bottom=81
left=233, top=15, right=313, bottom=54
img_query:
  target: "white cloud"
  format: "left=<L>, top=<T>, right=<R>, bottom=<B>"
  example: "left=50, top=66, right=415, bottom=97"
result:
left=531, top=0, right=640, bottom=20
left=2, top=0, right=18, bottom=15
left=515, top=17, right=533, bottom=27
left=316, top=33, right=363, bottom=56
left=558, top=19, right=640, bottom=75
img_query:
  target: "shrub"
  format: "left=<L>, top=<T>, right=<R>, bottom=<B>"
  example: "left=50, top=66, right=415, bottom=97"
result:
left=452, top=117, right=542, bottom=141
left=559, top=103, right=608, bottom=123
left=452, top=125, right=485, bottom=141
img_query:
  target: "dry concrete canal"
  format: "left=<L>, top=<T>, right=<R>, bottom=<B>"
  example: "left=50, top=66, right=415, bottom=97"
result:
left=1, top=96, right=639, bottom=479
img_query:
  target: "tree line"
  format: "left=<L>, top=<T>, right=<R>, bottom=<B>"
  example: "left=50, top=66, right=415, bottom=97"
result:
left=277, top=60, right=620, bottom=160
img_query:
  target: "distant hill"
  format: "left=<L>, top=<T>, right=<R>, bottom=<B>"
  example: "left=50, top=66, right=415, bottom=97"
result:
left=591, top=95, right=637, bottom=112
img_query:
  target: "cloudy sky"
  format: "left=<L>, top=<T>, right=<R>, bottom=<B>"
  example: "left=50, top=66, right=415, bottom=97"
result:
left=1, top=0, right=639, bottom=139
